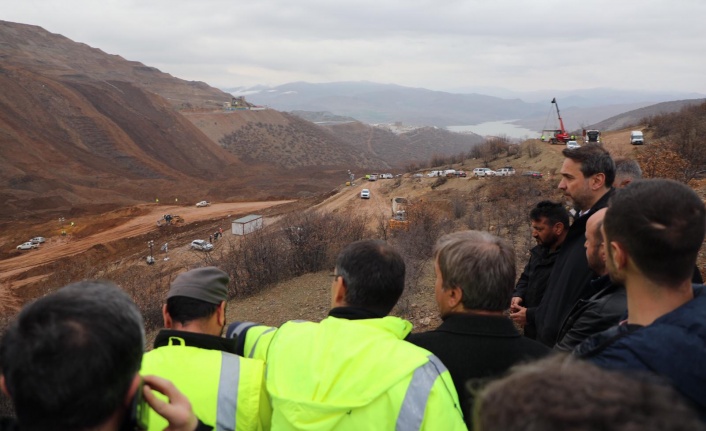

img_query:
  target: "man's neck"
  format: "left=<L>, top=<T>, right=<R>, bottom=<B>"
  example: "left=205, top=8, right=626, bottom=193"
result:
left=626, top=275, right=694, bottom=326
left=580, top=188, right=609, bottom=214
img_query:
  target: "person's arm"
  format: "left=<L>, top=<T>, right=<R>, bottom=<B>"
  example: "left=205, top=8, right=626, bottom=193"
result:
left=226, top=321, right=277, bottom=360
left=513, top=259, right=532, bottom=302
left=142, top=375, right=212, bottom=431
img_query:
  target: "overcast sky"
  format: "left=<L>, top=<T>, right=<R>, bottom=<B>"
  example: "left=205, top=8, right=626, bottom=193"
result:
left=3, top=0, right=705, bottom=94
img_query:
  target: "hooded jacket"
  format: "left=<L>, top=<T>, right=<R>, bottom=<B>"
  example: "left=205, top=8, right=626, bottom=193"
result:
left=576, top=285, right=706, bottom=419
left=229, top=310, right=466, bottom=431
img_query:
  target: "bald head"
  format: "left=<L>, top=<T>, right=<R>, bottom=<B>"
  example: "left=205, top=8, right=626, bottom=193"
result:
left=585, top=208, right=608, bottom=275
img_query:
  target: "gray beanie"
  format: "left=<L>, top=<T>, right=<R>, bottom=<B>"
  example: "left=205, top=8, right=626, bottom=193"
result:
left=167, top=267, right=229, bottom=304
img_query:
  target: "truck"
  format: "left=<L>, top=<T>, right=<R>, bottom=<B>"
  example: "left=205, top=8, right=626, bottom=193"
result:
left=584, top=129, right=601, bottom=144
left=630, top=131, right=644, bottom=145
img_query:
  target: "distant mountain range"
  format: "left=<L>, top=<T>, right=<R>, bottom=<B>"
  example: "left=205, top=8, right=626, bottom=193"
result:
left=228, top=81, right=706, bottom=134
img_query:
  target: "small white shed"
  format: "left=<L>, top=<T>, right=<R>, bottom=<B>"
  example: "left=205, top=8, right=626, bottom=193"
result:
left=232, top=214, right=263, bottom=236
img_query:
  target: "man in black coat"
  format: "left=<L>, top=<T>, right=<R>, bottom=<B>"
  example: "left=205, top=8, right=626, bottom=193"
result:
left=533, top=144, right=615, bottom=347
left=554, top=208, right=626, bottom=351
left=510, top=201, right=570, bottom=339
left=407, top=230, right=550, bottom=424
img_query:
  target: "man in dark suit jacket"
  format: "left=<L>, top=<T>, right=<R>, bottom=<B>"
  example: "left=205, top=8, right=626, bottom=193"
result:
left=407, top=230, right=550, bottom=423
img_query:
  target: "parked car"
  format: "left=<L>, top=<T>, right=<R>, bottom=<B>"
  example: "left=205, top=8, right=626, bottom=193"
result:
left=368, top=174, right=378, bottom=181
left=17, top=242, right=39, bottom=250
left=522, top=171, right=544, bottom=179
left=473, top=168, right=496, bottom=177
left=360, top=189, right=371, bottom=199
left=190, top=239, right=214, bottom=251
left=427, top=170, right=443, bottom=177
left=196, top=200, right=210, bottom=207
left=566, top=140, right=581, bottom=149
left=630, top=130, right=644, bottom=145
left=30, top=237, right=46, bottom=244
left=457, top=170, right=467, bottom=177
left=496, top=167, right=516, bottom=176
left=412, top=173, right=424, bottom=178
left=380, top=173, right=394, bottom=179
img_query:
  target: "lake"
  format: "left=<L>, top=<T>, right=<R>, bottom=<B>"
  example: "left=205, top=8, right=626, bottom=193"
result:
left=447, top=121, right=538, bottom=140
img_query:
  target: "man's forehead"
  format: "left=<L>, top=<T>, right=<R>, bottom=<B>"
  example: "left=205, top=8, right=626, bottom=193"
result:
left=561, top=158, right=582, bottom=175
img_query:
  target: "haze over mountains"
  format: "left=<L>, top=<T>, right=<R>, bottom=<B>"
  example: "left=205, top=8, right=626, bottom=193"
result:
left=230, top=82, right=706, bottom=133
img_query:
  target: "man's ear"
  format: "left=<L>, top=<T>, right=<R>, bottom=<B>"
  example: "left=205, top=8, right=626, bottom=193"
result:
left=332, top=277, right=347, bottom=307
left=162, top=304, right=172, bottom=329
left=445, top=286, right=464, bottom=310
left=216, top=301, right=226, bottom=327
left=123, top=373, right=142, bottom=406
left=591, top=173, right=606, bottom=190
left=609, top=240, right=628, bottom=269
left=1, top=375, right=9, bottom=397
left=553, top=222, right=566, bottom=236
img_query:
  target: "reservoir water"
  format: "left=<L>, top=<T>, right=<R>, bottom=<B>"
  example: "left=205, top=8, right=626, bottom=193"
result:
left=447, top=121, right=538, bottom=140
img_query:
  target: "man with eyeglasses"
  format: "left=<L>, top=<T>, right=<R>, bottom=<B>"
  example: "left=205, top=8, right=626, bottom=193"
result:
left=227, top=239, right=467, bottom=430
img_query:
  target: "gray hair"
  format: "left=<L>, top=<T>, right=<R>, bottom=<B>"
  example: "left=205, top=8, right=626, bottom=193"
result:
left=435, top=230, right=515, bottom=311
left=614, top=158, right=642, bottom=181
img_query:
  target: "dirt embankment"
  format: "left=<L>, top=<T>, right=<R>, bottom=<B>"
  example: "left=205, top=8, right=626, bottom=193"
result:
left=0, top=201, right=293, bottom=309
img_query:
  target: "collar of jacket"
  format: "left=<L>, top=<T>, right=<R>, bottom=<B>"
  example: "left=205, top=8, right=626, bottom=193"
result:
left=436, top=313, right=521, bottom=338
left=153, top=329, right=238, bottom=354
left=328, top=306, right=386, bottom=320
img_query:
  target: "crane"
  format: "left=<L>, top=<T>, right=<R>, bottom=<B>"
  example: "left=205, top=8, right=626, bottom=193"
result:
left=551, top=98, right=570, bottom=143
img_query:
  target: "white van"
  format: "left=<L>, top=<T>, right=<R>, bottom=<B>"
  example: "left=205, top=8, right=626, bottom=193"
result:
left=427, top=170, right=443, bottom=177
left=630, top=131, right=644, bottom=145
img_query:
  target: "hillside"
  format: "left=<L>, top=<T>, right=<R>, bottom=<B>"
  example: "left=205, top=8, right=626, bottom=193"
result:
left=323, top=122, right=484, bottom=167
left=1, top=21, right=493, bottom=220
left=589, top=98, right=706, bottom=131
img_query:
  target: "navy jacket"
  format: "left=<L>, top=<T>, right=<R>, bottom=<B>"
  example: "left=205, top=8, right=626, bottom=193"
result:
left=576, top=285, right=706, bottom=419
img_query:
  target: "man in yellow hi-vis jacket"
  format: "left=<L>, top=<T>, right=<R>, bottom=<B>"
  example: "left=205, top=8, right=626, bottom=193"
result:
left=142, top=267, right=271, bottom=431
left=228, top=240, right=467, bottom=431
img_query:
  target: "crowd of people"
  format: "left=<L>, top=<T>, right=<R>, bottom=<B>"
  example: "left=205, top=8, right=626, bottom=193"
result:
left=1, top=144, right=705, bottom=430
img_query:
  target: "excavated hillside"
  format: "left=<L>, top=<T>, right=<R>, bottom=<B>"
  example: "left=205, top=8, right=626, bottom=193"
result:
left=0, top=63, right=244, bottom=222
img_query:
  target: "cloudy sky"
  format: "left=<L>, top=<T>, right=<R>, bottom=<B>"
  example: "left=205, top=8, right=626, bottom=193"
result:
left=3, top=0, right=706, bottom=94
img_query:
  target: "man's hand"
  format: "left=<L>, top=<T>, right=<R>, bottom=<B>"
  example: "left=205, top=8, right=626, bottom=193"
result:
left=142, top=375, right=200, bottom=431
left=510, top=306, right=527, bottom=326
left=510, top=296, right=523, bottom=312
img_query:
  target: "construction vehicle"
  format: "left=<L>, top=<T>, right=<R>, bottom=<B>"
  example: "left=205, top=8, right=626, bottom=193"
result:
left=583, top=129, right=601, bottom=144
left=542, top=98, right=571, bottom=144
left=389, top=197, right=409, bottom=232
left=156, top=214, right=184, bottom=227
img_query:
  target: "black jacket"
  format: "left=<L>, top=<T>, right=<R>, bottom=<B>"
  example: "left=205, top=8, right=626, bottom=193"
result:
left=514, top=244, right=560, bottom=339
left=407, top=313, right=550, bottom=423
left=554, top=275, right=626, bottom=351
left=534, top=189, right=614, bottom=346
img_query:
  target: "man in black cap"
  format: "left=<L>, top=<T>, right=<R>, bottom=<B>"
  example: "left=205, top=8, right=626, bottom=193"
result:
left=141, top=267, right=270, bottom=431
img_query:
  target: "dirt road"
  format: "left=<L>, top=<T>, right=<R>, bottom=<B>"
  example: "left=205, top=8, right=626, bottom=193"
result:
left=0, top=201, right=292, bottom=285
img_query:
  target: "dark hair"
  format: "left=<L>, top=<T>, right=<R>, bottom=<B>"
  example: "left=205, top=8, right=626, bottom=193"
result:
left=335, top=239, right=405, bottom=315
left=0, top=281, right=144, bottom=431
left=614, top=158, right=643, bottom=181
left=604, top=179, right=706, bottom=286
left=473, top=355, right=705, bottom=431
left=166, top=296, right=220, bottom=325
left=529, top=200, right=570, bottom=228
left=435, top=231, right=515, bottom=311
left=562, top=144, right=615, bottom=188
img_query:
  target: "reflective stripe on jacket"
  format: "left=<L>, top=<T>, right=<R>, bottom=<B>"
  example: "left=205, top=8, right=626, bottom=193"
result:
left=238, top=316, right=467, bottom=431
left=141, top=336, right=269, bottom=431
